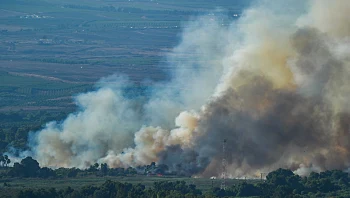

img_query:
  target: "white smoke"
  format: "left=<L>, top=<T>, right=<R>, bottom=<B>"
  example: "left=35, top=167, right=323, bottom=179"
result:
left=33, top=76, right=142, bottom=168
left=22, top=0, right=350, bottom=177
left=27, top=15, right=229, bottom=168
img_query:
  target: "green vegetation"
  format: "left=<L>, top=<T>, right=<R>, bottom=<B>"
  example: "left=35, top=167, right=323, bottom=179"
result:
left=1, top=157, right=350, bottom=198
left=0, top=111, right=69, bottom=152
left=15, top=180, right=202, bottom=198
left=0, top=71, right=92, bottom=107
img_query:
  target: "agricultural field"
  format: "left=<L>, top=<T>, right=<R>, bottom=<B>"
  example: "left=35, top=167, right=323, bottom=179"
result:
left=0, top=1, right=245, bottom=123
left=0, top=71, right=91, bottom=109
left=0, top=0, right=247, bottom=111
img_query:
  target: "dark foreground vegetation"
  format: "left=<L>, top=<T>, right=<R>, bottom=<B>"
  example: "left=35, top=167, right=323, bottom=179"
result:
left=1, top=156, right=350, bottom=197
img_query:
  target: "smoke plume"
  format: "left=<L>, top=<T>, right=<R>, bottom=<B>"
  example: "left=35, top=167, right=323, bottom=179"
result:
left=25, top=0, right=349, bottom=177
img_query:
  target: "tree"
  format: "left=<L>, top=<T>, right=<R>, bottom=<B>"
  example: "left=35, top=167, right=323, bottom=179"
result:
left=81, top=185, right=98, bottom=197
left=88, top=163, right=99, bottom=172
left=234, top=182, right=261, bottom=197
left=3, top=155, right=9, bottom=167
left=305, top=172, right=338, bottom=193
left=18, top=189, right=35, bottom=198
left=6, top=157, right=10, bottom=167
left=21, top=156, right=40, bottom=177
left=93, top=189, right=109, bottom=198
left=266, top=168, right=295, bottom=186
left=126, top=167, right=137, bottom=175
left=67, top=168, right=79, bottom=178
left=8, top=162, right=24, bottom=177
left=38, top=167, right=56, bottom=178
left=100, top=163, right=108, bottom=175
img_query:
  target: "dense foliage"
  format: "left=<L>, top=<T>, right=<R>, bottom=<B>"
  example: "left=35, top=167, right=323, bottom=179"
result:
left=12, top=169, right=350, bottom=198
left=206, top=169, right=350, bottom=198
left=17, top=180, right=202, bottom=198
left=1, top=157, right=350, bottom=197
left=0, top=111, right=69, bottom=153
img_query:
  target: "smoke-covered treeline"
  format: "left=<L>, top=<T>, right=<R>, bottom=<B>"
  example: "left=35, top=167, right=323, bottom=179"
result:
left=15, top=0, right=350, bottom=178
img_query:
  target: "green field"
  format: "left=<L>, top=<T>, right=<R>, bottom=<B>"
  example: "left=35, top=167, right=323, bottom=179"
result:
left=0, top=0, right=246, bottom=110
left=0, top=71, right=92, bottom=109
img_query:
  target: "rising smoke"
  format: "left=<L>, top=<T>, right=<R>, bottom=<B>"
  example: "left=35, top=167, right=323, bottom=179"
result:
left=25, top=0, right=349, bottom=177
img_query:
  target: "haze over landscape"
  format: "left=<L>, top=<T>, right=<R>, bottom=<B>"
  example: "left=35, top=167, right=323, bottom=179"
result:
left=1, top=0, right=350, bottom=197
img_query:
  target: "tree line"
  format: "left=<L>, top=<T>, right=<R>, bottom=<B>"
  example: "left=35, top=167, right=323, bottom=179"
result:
left=2, top=156, right=350, bottom=197
left=12, top=168, right=350, bottom=198
left=0, top=157, right=171, bottom=179
left=17, top=180, right=202, bottom=198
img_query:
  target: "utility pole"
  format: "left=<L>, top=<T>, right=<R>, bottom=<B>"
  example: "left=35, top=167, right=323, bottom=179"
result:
left=220, top=139, right=227, bottom=190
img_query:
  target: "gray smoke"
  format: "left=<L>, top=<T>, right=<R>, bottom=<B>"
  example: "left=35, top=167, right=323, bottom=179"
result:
left=25, top=16, right=227, bottom=169
left=22, top=0, right=350, bottom=177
